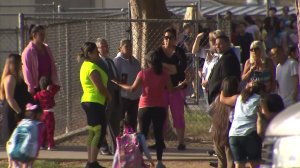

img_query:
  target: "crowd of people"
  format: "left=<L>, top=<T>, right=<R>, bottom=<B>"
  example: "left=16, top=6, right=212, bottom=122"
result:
left=186, top=6, right=298, bottom=168
left=0, top=5, right=299, bottom=168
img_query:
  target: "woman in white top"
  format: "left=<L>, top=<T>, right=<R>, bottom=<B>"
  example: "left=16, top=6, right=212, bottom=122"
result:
left=192, top=30, right=224, bottom=104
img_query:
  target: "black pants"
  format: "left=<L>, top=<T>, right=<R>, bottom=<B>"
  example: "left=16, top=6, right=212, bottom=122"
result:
left=139, top=107, right=167, bottom=161
left=121, top=98, right=139, bottom=131
left=99, top=90, right=122, bottom=149
left=81, top=102, right=107, bottom=149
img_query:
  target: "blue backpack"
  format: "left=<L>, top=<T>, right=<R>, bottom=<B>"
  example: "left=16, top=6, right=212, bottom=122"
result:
left=6, top=119, right=42, bottom=162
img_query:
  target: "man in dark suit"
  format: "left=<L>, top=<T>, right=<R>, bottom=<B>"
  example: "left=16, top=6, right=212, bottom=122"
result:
left=96, top=38, right=121, bottom=155
left=208, top=35, right=241, bottom=104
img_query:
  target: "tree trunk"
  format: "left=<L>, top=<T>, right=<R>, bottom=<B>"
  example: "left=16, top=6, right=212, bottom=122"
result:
left=130, top=0, right=178, bottom=140
left=296, top=0, right=300, bottom=55
left=130, top=0, right=172, bottom=67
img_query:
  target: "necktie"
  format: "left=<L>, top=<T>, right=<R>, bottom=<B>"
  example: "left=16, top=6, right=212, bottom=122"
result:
left=106, top=58, right=116, bottom=80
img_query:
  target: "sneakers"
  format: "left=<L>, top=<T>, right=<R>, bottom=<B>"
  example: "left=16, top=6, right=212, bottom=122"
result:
left=177, top=144, right=186, bottom=151
left=148, top=142, right=166, bottom=150
left=208, top=150, right=217, bottom=157
left=47, top=147, right=57, bottom=151
left=190, top=93, right=196, bottom=98
left=87, top=162, right=106, bottom=168
left=156, top=162, right=166, bottom=168
left=99, top=146, right=111, bottom=155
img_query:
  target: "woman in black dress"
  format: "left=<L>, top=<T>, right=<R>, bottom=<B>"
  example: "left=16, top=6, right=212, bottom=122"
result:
left=0, top=54, right=33, bottom=143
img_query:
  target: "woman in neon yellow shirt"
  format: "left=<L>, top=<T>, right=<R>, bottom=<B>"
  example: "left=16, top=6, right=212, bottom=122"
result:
left=78, top=42, right=111, bottom=168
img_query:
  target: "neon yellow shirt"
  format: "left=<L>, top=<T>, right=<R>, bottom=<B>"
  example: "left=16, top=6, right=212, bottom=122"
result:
left=80, top=61, right=108, bottom=105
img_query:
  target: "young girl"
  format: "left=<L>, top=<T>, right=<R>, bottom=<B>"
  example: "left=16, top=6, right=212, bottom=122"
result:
left=112, top=51, right=190, bottom=168
left=113, top=116, right=155, bottom=168
left=34, top=76, right=60, bottom=150
left=221, top=81, right=271, bottom=168
left=7, top=103, right=44, bottom=168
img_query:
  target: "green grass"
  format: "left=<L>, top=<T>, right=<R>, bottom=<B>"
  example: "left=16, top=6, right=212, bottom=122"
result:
left=184, top=110, right=211, bottom=137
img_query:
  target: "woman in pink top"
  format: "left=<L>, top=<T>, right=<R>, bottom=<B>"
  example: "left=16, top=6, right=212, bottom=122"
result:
left=21, top=24, right=58, bottom=95
left=112, top=51, right=189, bottom=168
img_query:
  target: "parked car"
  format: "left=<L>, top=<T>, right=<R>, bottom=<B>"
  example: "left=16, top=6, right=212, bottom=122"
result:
left=261, top=103, right=300, bottom=168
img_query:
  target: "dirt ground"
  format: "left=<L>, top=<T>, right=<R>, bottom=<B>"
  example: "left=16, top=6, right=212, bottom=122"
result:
left=0, top=160, right=212, bottom=168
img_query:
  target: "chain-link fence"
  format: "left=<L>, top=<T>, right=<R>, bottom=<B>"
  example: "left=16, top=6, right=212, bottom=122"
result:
left=17, top=15, right=215, bottom=146
left=0, top=3, right=57, bottom=75
left=0, top=6, right=232, bottom=147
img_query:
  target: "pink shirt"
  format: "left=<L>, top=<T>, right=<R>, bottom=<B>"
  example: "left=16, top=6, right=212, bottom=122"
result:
left=37, top=48, right=52, bottom=79
left=22, top=42, right=58, bottom=93
left=138, top=68, right=169, bottom=108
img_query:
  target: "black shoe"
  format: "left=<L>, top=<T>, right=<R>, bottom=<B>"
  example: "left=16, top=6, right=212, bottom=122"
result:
left=148, top=142, right=166, bottom=150
left=89, top=162, right=106, bottom=168
left=85, top=162, right=90, bottom=168
left=207, top=150, right=216, bottom=156
left=209, top=161, right=218, bottom=168
left=177, top=144, right=186, bottom=151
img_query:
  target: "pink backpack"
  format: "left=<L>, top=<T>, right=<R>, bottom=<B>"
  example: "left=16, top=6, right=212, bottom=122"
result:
left=114, top=127, right=147, bottom=168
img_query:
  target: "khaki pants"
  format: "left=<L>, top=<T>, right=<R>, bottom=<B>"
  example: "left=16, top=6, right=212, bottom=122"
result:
left=214, top=142, right=234, bottom=168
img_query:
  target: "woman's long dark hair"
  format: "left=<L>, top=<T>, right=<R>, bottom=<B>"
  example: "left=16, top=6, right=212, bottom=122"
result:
left=0, top=54, right=22, bottom=100
left=77, top=42, right=97, bottom=62
left=29, top=24, right=45, bottom=40
left=241, top=81, right=265, bottom=103
left=212, top=76, right=239, bottom=147
left=145, top=51, right=163, bottom=75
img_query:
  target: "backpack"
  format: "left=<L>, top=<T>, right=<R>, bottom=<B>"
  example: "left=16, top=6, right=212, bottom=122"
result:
left=113, top=127, right=145, bottom=168
left=6, top=119, right=42, bottom=162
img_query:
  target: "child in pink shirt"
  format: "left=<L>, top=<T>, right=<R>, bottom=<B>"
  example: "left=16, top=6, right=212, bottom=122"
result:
left=112, top=51, right=190, bottom=168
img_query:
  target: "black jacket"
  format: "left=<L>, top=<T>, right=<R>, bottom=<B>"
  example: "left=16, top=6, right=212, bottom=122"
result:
left=208, top=48, right=241, bottom=104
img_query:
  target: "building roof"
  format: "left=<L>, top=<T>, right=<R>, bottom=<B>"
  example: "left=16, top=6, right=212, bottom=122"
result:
left=169, top=5, right=296, bottom=16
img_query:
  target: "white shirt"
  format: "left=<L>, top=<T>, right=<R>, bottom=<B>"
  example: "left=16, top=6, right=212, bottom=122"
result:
left=276, top=58, right=299, bottom=107
left=113, top=53, right=141, bottom=100
left=202, top=53, right=221, bottom=90
left=245, top=25, right=259, bottom=39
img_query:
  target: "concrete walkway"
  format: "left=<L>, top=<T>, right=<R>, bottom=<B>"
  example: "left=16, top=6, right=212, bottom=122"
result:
left=0, top=146, right=216, bottom=161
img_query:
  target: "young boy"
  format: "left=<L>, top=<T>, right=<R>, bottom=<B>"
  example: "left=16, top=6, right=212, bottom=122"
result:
left=34, top=76, right=60, bottom=150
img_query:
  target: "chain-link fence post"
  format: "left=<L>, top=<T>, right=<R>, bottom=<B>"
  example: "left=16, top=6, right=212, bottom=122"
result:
left=127, top=2, right=132, bottom=40
left=193, top=4, right=199, bottom=104
left=65, top=23, right=71, bottom=134
left=18, top=13, right=24, bottom=55
left=216, top=14, right=220, bottom=30
left=85, top=21, right=90, bottom=41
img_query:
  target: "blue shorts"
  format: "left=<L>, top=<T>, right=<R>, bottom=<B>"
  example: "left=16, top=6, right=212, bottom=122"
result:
left=229, top=131, right=262, bottom=163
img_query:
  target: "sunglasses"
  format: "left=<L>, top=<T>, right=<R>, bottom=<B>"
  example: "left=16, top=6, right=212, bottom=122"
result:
left=250, top=47, right=260, bottom=52
left=164, top=36, right=175, bottom=40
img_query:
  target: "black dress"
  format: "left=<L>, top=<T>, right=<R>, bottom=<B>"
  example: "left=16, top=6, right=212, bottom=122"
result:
left=0, top=79, right=33, bottom=144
